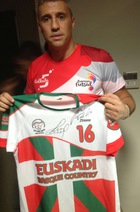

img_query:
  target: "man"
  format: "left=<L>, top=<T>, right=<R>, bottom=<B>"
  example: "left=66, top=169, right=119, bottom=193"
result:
left=0, top=0, right=135, bottom=118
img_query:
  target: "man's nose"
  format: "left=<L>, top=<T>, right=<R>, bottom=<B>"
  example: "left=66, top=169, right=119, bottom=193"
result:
left=51, top=18, right=60, bottom=31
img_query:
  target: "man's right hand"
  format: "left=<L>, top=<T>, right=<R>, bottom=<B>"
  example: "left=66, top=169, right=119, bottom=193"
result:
left=0, top=92, right=14, bottom=112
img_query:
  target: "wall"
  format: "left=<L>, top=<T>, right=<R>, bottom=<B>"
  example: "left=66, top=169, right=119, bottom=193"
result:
left=70, top=0, right=140, bottom=211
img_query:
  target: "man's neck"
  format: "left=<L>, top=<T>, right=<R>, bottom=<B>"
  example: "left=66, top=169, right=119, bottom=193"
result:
left=48, top=41, right=76, bottom=62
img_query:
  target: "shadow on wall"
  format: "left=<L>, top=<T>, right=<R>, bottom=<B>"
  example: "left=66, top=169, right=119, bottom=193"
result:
left=0, top=40, right=42, bottom=96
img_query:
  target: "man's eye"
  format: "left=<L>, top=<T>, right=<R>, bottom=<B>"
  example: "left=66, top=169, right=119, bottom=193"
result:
left=58, top=14, right=65, bottom=20
left=44, top=17, right=49, bottom=22
left=42, top=16, right=50, bottom=22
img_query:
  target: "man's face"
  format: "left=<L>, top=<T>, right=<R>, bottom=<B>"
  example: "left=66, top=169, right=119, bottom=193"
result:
left=38, top=1, right=75, bottom=50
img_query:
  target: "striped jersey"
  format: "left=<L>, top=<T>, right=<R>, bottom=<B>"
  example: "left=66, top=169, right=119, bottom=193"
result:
left=0, top=93, right=124, bottom=212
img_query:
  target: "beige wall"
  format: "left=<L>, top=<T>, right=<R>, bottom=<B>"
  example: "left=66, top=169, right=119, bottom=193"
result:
left=70, top=1, right=140, bottom=211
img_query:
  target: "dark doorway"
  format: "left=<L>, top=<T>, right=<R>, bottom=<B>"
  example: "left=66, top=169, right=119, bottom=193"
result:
left=0, top=10, right=19, bottom=81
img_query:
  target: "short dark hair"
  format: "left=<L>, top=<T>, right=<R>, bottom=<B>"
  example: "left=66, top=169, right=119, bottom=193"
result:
left=36, top=0, right=73, bottom=17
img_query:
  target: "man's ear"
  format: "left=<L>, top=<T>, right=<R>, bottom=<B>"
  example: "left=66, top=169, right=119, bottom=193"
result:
left=38, top=22, right=42, bottom=32
left=72, top=16, right=75, bottom=29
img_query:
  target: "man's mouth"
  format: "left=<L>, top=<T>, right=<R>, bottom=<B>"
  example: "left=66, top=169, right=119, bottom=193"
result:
left=51, top=34, right=63, bottom=41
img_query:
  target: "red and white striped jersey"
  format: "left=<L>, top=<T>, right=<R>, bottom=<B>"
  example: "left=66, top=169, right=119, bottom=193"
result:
left=0, top=93, right=124, bottom=212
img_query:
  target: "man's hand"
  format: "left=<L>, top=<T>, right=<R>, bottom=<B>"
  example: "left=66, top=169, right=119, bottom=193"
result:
left=0, top=92, right=14, bottom=112
left=99, top=93, right=130, bottom=121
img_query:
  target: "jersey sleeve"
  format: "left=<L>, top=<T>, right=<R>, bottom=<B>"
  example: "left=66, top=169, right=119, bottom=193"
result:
left=25, top=63, right=36, bottom=94
left=0, top=94, right=36, bottom=151
left=0, top=110, right=19, bottom=151
left=106, top=121, right=124, bottom=156
left=0, top=111, right=9, bottom=148
left=101, top=60, right=126, bottom=94
left=94, top=49, right=125, bottom=94
left=81, top=46, right=126, bottom=94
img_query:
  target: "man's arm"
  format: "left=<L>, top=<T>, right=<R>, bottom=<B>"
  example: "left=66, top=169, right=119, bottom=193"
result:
left=99, top=86, right=136, bottom=121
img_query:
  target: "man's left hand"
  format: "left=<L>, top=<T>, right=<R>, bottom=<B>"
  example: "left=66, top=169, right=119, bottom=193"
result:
left=99, top=93, right=130, bottom=121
